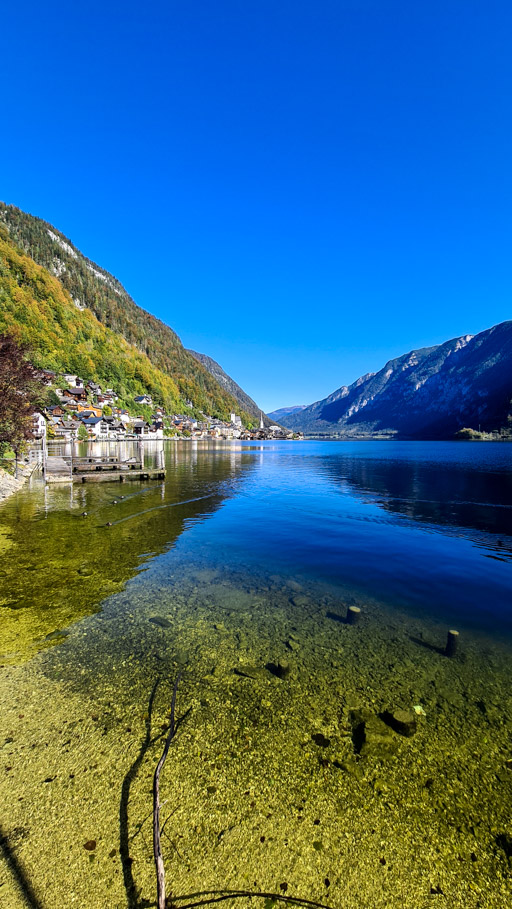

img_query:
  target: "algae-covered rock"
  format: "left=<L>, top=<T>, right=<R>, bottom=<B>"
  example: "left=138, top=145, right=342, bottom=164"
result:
left=149, top=616, right=171, bottom=628
left=233, top=664, right=268, bottom=680
left=360, top=715, right=399, bottom=759
left=349, top=709, right=399, bottom=760
left=291, top=595, right=311, bottom=608
left=386, top=708, right=417, bottom=737
left=336, top=758, right=364, bottom=780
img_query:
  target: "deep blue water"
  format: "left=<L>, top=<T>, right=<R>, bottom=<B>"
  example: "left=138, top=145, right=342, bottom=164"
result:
left=163, top=440, right=512, bottom=633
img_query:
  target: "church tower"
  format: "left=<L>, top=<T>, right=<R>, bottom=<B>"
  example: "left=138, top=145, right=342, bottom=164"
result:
left=259, top=411, right=264, bottom=430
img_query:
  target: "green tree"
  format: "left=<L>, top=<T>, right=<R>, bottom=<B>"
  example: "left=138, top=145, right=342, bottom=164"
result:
left=77, top=424, right=89, bottom=441
left=102, top=404, right=112, bottom=416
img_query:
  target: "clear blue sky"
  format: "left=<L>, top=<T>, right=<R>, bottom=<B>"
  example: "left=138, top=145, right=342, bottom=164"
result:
left=1, top=1, right=511, bottom=412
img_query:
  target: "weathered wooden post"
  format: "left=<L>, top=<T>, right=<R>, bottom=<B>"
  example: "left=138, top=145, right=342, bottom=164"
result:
left=347, top=606, right=361, bottom=625
left=445, top=629, right=459, bottom=658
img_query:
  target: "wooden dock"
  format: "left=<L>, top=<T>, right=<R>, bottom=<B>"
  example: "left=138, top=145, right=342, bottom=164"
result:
left=45, top=456, right=72, bottom=483
left=44, top=455, right=165, bottom=484
left=76, top=468, right=165, bottom=483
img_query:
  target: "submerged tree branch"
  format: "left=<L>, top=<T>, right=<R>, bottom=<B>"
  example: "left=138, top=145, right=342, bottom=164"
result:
left=169, top=889, right=334, bottom=909
left=152, top=675, right=335, bottom=909
left=153, top=672, right=182, bottom=909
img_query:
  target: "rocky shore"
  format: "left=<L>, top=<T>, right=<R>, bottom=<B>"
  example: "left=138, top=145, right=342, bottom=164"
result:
left=0, top=466, right=28, bottom=503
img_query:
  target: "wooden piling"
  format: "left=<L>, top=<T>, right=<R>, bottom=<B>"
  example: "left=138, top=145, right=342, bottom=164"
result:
left=347, top=606, right=361, bottom=625
left=445, top=629, right=459, bottom=658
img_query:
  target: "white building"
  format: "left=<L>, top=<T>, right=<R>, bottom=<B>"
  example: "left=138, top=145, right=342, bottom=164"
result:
left=31, top=412, right=47, bottom=438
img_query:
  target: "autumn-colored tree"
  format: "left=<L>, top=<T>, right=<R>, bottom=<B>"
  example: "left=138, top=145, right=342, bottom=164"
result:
left=0, top=334, right=45, bottom=454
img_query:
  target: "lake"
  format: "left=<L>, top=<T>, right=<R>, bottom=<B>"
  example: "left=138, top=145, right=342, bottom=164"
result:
left=1, top=440, right=511, bottom=908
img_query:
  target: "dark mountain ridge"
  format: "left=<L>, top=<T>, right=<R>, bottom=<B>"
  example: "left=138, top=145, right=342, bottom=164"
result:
left=281, top=322, right=512, bottom=438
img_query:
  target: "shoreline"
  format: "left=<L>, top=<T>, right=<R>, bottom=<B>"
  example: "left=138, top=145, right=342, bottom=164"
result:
left=0, top=466, right=28, bottom=503
left=0, top=461, right=41, bottom=505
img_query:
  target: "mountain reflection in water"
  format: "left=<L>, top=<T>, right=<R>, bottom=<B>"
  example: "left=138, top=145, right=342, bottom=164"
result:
left=318, top=446, right=512, bottom=558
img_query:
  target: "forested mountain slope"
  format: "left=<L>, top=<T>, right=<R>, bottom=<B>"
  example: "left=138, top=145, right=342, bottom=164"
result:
left=187, top=349, right=272, bottom=426
left=0, top=203, right=251, bottom=420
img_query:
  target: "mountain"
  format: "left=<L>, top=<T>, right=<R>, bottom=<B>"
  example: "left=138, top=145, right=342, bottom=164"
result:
left=0, top=203, right=253, bottom=421
left=187, top=350, right=269, bottom=427
left=267, top=405, right=307, bottom=422
left=280, top=322, right=512, bottom=438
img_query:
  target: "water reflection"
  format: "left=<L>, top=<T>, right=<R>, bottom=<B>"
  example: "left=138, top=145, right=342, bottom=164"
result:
left=0, top=443, right=256, bottom=663
left=318, top=446, right=512, bottom=557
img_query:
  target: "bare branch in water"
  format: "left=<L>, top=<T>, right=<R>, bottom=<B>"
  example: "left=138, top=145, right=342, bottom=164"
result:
left=152, top=675, right=335, bottom=909
left=169, top=889, right=335, bottom=909
left=153, top=672, right=182, bottom=909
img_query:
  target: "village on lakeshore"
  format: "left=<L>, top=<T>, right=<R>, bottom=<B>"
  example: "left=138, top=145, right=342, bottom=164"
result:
left=32, top=371, right=303, bottom=443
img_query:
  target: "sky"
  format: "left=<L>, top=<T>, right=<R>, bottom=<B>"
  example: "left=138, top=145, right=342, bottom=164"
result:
left=1, top=1, right=511, bottom=412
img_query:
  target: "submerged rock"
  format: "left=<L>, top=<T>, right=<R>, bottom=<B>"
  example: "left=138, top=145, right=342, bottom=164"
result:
left=350, top=709, right=399, bottom=759
left=360, top=715, right=399, bottom=758
left=291, top=594, right=311, bottom=608
left=149, top=616, right=172, bottom=628
left=336, top=758, right=364, bottom=780
left=385, top=708, right=418, bottom=737
left=45, top=630, right=70, bottom=641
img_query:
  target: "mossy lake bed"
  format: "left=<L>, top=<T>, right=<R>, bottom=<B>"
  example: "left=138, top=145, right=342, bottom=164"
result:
left=1, top=441, right=512, bottom=908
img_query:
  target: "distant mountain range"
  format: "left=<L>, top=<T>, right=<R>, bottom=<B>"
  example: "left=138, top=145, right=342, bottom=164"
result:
left=280, top=322, right=512, bottom=438
left=267, top=405, right=307, bottom=422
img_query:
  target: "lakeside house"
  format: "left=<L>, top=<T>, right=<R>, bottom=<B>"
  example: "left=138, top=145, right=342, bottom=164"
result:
left=53, top=419, right=81, bottom=440
left=37, top=371, right=302, bottom=442
left=31, top=412, right=47, bottom=438
left=60, top=386, right=88, bottom=404
left=62, top=374, right=83, bottom=388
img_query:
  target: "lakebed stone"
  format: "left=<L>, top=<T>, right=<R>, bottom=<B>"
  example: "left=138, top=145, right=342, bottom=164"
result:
left=350, top=709, right=399, bottom=759
left=360, top=715, right=399, bottom=759
left=386, top=708, right=417, bottom=737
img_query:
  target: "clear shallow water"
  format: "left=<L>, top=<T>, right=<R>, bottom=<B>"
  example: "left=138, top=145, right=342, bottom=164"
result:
left=1, top=441, right=512, bottom=908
